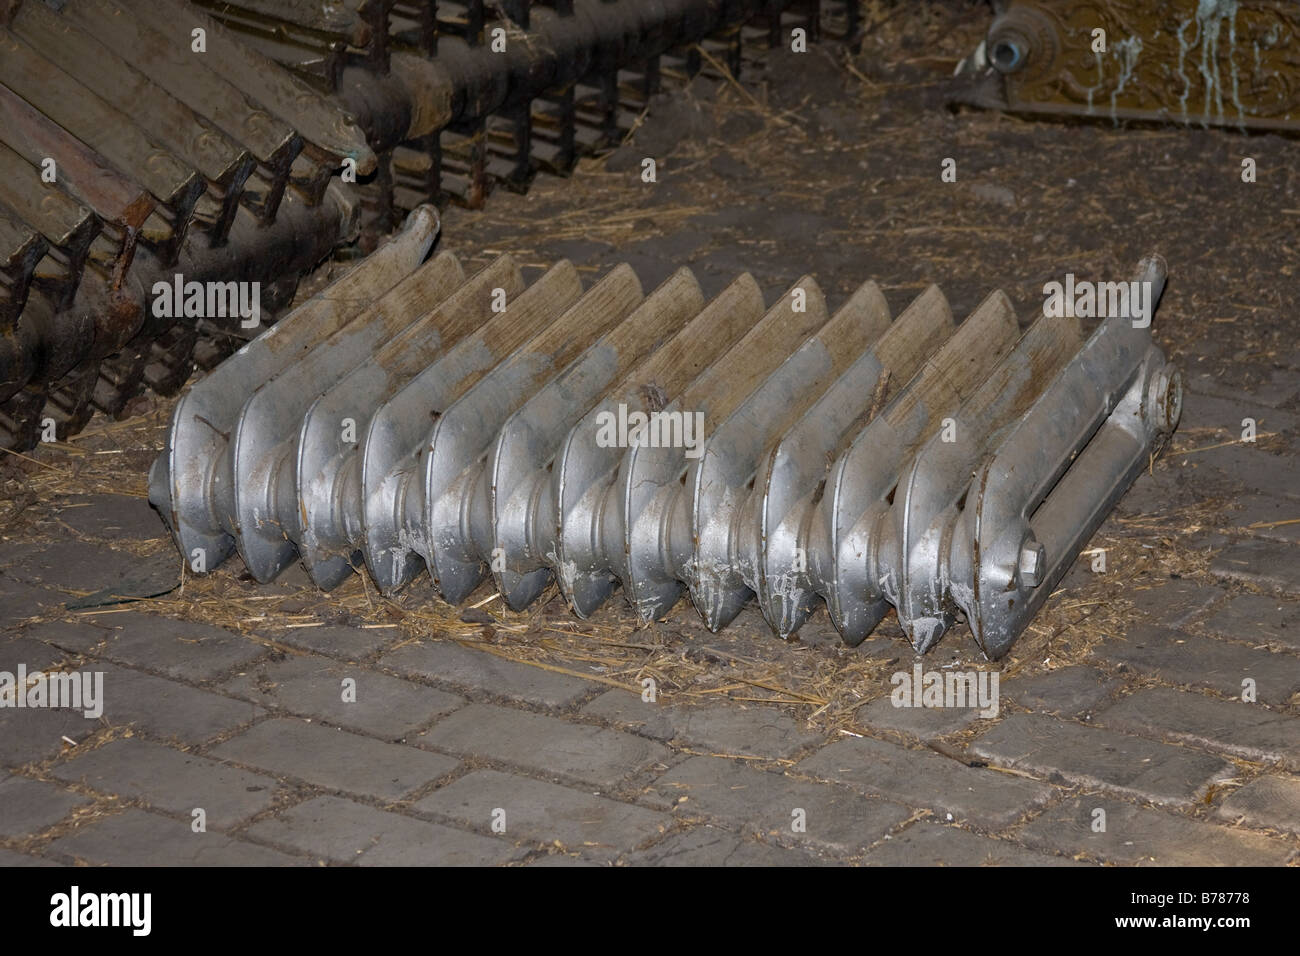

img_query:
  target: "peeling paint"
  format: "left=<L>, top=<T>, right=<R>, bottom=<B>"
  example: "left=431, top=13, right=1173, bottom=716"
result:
left=1109, top=35, right=1144, bottom=123
left=988, top=0, right=1298, bottom=133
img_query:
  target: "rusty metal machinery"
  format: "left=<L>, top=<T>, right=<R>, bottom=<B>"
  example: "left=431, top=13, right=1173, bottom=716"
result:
left=0, top=0, right=857, bottom=451
left=957, top=0, right=1300, bottom=132
left=199, top=0, right=863, bottom=213
left=0, top=0, right=375, bottom=448
left=149, top=211, right=1183, bottom=659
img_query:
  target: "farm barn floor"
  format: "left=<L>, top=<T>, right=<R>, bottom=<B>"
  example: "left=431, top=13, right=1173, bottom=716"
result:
left=1, top=2, right=1297, bottom=866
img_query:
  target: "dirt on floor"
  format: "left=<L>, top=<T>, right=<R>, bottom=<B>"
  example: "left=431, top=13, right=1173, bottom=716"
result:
left=1, top=0, right=1296, bottom=738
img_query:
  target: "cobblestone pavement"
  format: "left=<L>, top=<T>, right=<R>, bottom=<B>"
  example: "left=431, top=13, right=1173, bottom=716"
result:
left=2, top=6, right=1299, bottom=867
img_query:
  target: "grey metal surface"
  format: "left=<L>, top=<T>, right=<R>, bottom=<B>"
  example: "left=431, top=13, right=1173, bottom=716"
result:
left=152, top=248, right=1181, bottom=659
left=960, top=257, right=1178, bottom=658
left=148, top=207, right=440, bottom=575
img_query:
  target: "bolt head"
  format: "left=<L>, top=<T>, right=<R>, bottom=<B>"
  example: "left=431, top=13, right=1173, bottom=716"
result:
left=1156, top=364, right=1183, bottom=432
left=990, top=38, right=1025, bottom=72
left=1018, top=539, right=1046, bottom=587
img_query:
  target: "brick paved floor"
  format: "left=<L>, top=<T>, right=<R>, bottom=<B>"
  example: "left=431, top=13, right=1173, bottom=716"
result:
left=2, top=9, right=1299, bottom=868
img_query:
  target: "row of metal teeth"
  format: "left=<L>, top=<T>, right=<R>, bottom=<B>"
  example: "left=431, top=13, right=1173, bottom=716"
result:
left=198, top=0, right=859, bottom=212
left=0, top=0, right=375, bottom=449
left=1, top=0, right=851, bottom=451
left=151, top=209, right=1183, bottom=659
